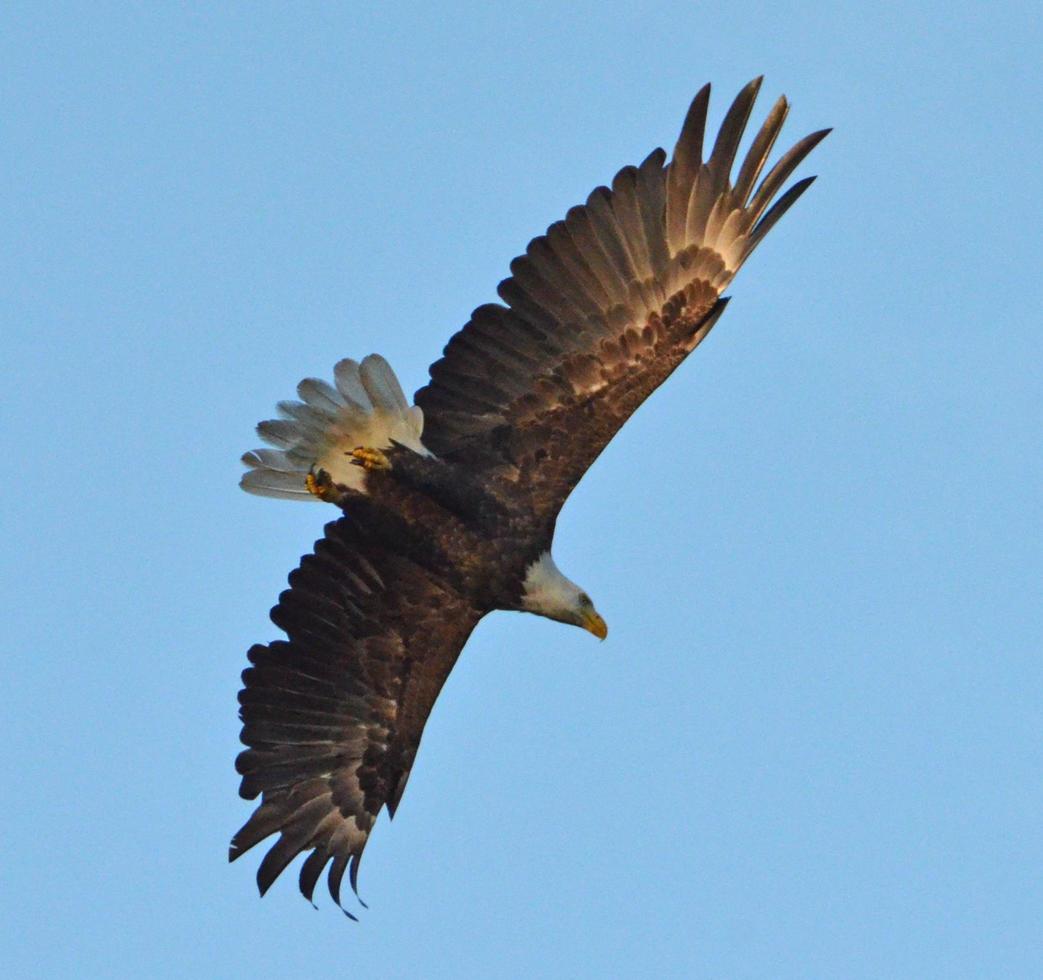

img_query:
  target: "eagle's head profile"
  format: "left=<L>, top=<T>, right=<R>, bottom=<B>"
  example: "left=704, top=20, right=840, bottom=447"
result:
left=520, top=551, right=608, bottom=639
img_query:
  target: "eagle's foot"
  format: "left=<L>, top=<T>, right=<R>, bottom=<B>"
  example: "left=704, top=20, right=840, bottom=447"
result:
left=305, top=468, right=340, bottom=502
left=350, top=446, right=391, bottom=471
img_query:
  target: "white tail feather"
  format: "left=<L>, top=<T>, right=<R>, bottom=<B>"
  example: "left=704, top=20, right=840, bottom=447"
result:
left=240, top=354, right=429, bottom=502
left=333, top=359, right=373, bottom=411
left=359, top=355, right=409, bottom=413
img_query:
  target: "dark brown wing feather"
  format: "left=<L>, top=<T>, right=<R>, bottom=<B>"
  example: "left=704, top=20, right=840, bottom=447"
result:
left=230, top=516, right=483, bottom=910
left=416, top=79, right=828, bottom=525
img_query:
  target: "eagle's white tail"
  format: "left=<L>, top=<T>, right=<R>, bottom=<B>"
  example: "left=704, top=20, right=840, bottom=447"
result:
left=240, top=354, right=428, bottom=501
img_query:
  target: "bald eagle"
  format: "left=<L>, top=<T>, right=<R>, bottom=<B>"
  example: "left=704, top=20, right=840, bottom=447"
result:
left=231, top=78, right=828, bottom=912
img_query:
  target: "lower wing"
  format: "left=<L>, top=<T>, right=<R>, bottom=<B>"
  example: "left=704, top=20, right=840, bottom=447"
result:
left=230, top=516, right=483, bottom=911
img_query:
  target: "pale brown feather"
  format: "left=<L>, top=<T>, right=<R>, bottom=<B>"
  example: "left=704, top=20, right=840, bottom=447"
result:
left=416, top=80, right=828, bottom=525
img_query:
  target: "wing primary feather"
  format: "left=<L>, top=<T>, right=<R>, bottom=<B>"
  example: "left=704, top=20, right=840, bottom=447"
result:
left=298, top=847, right=330, bottom=907
left=349, top=853, right=368, bottom=908
left=745, top=175, right=818, bottom=254
left=733, top=95, right=789, bottom=205
left=328, top=850, right=359, bottom=921
left=707, top=76, right=762, bottom=188
left=509, top=255, right=584, bottom=323
left=230, top=800, right=285, bottom=860
left=328, top=854, right=350, bottom=908
left=667, top=84, right=711, bottom=251
left=526, top=237, right=602, bottom=317
left=257, top=831, right=310, bottom=897
left=636, top=147, right=669, bottom=271
left=610, top=165, right=652, bottom=281
left=684, top=163, right=718, bottom=243
left=585, top=186, right=638, bottom=284
left=563, top=205, right=627, bottom=303
left=747, top=128, right=832, bottom=225
left=544, top=222, right=614, bottom=310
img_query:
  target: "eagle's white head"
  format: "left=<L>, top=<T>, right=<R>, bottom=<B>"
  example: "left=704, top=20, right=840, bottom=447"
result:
left=520, top=551, right=608, bottom=639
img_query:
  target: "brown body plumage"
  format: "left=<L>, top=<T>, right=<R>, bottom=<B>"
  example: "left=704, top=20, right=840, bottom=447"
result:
left=232, top=78, right=829, bottom=911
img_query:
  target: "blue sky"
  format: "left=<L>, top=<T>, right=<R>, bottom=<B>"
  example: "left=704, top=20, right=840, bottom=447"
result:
left=3, top=2, right=1041, bottom=977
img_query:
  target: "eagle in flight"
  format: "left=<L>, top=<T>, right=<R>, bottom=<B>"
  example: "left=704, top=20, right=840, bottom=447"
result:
left=231, top=78, right=828, bottom=913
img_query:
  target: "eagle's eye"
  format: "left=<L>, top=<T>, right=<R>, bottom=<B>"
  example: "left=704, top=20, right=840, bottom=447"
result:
left=579, top=593, right=592, bottom=607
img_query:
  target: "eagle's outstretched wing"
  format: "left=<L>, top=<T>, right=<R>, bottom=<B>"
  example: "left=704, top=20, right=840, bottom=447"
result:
left=415, top=78, right=828, bottom=527
left=230, top=516, right=483, bottom=910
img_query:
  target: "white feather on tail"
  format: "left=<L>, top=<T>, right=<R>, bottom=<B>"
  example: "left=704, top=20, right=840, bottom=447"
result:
left=240, top=354, right=429, bottom=501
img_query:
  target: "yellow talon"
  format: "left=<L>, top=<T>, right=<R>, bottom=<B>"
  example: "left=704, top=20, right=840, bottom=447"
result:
left=305, top=468, right=339, bottom=502
left=350, top=446, right=391, bottom=471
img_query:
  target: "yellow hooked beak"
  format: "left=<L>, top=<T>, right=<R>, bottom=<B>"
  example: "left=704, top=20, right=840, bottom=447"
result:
left=582, top=609, right=608, bottom=640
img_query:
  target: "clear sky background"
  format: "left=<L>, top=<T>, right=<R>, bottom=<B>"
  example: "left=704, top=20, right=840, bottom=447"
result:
left=3, top=3, right=1041, bottom=977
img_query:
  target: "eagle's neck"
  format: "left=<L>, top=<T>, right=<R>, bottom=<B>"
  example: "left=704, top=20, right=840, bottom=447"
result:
left=520, top=551, right=584, bottom=620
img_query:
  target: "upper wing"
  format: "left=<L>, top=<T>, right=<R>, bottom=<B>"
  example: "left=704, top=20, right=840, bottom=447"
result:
left=230, top=516, right=483, bottom=911
left=415, top=78, right=828, bottom=525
